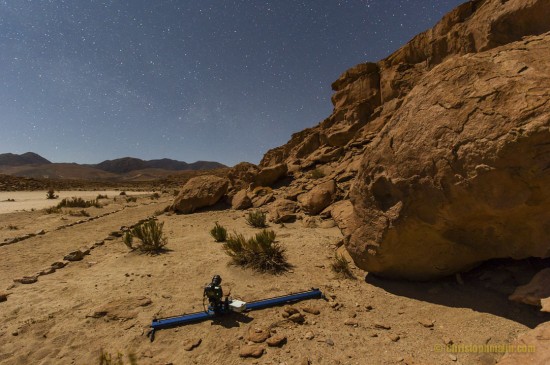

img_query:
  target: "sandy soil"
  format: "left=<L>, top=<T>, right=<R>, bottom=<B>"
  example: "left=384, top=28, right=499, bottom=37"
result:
left=0, top=191, right=149, bottom=214
left=0, top=193, right=548, bottom=365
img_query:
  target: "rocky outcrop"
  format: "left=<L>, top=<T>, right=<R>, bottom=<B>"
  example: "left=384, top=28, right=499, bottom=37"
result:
left=254, top=163, right=288, bottom=187
left=256, top=0, right=550, bottom=279
left=171, top=175, right=229, bottom=214
left=347, top=32, right=550, bottom=279
left=269, top=199, right=299, bottom=223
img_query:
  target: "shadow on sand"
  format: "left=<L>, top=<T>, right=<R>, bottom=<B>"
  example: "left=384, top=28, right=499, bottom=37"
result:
left=364, top=257, right=550, bottom=329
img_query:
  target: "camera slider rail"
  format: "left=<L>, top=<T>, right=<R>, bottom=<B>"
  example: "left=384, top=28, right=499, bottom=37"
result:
left=148, top=288, right=322, bottom=341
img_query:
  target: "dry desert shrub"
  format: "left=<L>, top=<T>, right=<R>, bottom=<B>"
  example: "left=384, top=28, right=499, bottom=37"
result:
left=331, top=254, right=355, bottom=279
left=125, top=219, right=167, bottom=254
left=98, top=350, right=137, bottom=365
left=210, top=222, right=227, bottom=242
left=46, top=188, right=58, bottom=199
left=57, top=197, right=100, bottom=208
left=223, top=229, right=289, bottom=273
left=246, top=210, right=267, bottom=228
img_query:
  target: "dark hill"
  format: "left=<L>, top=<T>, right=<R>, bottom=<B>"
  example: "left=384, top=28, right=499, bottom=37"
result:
left=0, top=152, right=51, bottom=166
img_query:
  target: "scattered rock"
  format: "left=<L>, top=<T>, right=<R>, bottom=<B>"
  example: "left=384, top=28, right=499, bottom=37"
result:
left=449, top=354, right=457, bottom=362
left=183, top=338, right=202, bottom=351
left=300, top=358, right=311, bottom=365
left=266, top=334, right=287, bottom=347
left=326, top=338, right=335, bottom=346
left=93, top=240, right=104, bottom=246
left=37, top=267, right=56, bottom=276
left=0, top=293, right=7, bottom=302
left=269, top=199, right=299, bottom=223
left=35, top=229, right=45, bottom=235
left=344, top=319, right=359, bottom=327
left=301, top=305, right=320, bottom=315
left=14, top=276, right=38, bottom=284
left=374, top=323, right=391, bottom=330
left=388, top=334, right=400, bottom=342
left=64, top=250, right=84, bottom=262
left=239, top=344, right=264, bottom=358
left=305, top=331, right=315, bottom=340
left=247, top=326, right=271, bottom=343
left=418, top=319, right=435, bottom=328
left=51, top=261, right=67, bottom=269
left=288, top=313, right=305, bottom=324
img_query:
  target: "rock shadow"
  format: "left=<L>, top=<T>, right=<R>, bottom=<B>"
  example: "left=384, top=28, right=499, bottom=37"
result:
left=365, top=257, right=550, bottom=328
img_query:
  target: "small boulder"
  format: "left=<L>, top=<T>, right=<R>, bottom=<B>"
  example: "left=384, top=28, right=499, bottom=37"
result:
left=246, top=326, right=270, bottom=343
left=51, top=261, right=67, bottom=269
left=0, top=293, right=8, bottom=302
left=183, top=338, right=202, bottom=351
left=298, top=180, right=337, bottom=215
left=14, top=276, right=38, bottom=284
left=289, top=313, right=305, bottom=324
left=301, top=305, right=320, bottom=315
left=269, top=199, right=299, bottom=223
left=231, top=189, right=252, bottom=210
left=266, top=334, right=287, bottom=347
left=254, top=163, right=288, bottom=187
left=64, top=250, right=84, bottom=262
left=171, top=175, right=229, bottom=214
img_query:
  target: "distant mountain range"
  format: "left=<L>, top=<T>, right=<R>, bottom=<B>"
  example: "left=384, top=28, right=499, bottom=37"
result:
left=0, top=152, right=227, bottom=181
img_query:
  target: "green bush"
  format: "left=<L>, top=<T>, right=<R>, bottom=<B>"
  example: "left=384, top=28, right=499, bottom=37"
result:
left=57, top=197, right=101, bottom=209
left=246, top=210, right=267, bottom=228
left=126, top=219, right=167, bottom=253
left=331, top=254, right=354, bottom=279
left=210, top=222, right=227, bottom=242
left=223, top=229, right=289, bottom=273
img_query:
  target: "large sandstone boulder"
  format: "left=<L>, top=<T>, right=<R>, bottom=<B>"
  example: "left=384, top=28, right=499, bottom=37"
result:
left=254, top=163, right=288, bottom=187
left=171, top=175, right=229, bottom=214
left=347, top=33, right=550, bottom=279
left=269, top=199, right=299, bottom=223
left=298, top=180, right=337, bottom=215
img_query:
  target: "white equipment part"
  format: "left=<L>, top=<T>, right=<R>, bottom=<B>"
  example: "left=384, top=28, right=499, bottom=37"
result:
left=229, top=299, right=247, bottom=313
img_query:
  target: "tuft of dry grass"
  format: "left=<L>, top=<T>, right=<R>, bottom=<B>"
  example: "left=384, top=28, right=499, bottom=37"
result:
left=331, top=254, right=355, bottom=279
left=210, top=222, right=227, bottom=242
left=246, top=210, right=267, bottom=228
left=125, top=219, right=167, bottom=254
left=57, top=197, right=100, bottom=209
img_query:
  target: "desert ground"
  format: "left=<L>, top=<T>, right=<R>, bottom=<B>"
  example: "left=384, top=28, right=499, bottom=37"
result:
left=0, top=190, right=548, bottom=365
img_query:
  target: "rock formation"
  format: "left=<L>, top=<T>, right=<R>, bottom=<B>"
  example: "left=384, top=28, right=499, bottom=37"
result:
left=257, top=0, right=550, bottom=280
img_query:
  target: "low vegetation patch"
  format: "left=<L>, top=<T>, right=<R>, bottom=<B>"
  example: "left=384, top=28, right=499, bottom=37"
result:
left=7, top=224, right=19, bottom=230
left=246, top=210, right=267, bottom=228
left=45, top=206, right=62, bottom=214
left=124, top=219, right=167, bottom=254
left=150, top=192, right=160, bottom=200
left=99, top=350, right=137, bottom=365
left=223, top=229, right=289, bottom=273
left=126, top=196, right=137, bottom=203
left=331, top=254, right=355, bottom=279
left=3, top=198, right=15, bottom=202
left=210, top=222, right=227, bottom=242
left=46, top=188, right=58, bottom=199
left=96, top=194, right=108, bottom=199
left=68, top=209, right=90, bottom=217
left=57, top=197, right=101, bottom=209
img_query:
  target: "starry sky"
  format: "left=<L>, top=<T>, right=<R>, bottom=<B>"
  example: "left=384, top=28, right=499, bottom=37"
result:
left=1, top=0, right=465, bottom=166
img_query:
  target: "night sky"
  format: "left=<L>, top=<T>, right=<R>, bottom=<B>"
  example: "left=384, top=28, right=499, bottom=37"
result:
left=1, top=0, right=465, bottom=166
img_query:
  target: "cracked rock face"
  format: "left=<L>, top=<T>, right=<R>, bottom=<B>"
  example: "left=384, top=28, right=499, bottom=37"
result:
left=348, top=34, right=550, bottom=279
